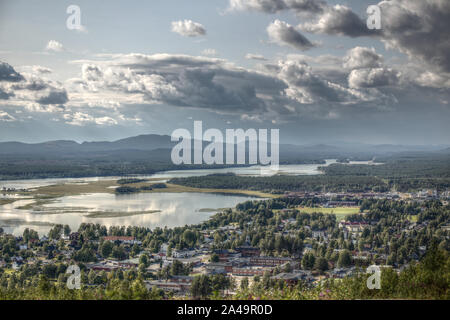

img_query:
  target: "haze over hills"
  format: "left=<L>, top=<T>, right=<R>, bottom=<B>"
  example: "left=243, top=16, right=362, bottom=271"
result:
left=0, top=134, right=448, bottom=157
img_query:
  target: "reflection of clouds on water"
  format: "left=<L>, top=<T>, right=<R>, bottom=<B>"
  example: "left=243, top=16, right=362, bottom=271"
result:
left=0, top=192, right=258, bottom=235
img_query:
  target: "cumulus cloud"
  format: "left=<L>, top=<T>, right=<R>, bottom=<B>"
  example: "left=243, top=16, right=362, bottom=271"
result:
left=415, top=71, right=450, bottom=89
left=0, top=111, right=16, bottom=122
left=45, top=40, right=65, bottom=52
left=277, top=59, right=363, bottom=104
left=0, top=61, right=24, bottom=82
left=0, top=61, right=70, bottom=110
left=300, top=4, right=373, bottom=37
left=340, top=47, right=401, bottom=89
left=230, top=0, right=449, bottom=79
left=230, top=0, right=374, bottom=39
left=229, top=1, right=373, bottom=37
left=0, top=87, right=13, bottom=100
left=1, top=42, right=443, bottom=127
left=348, top=68, right=400, bottom=88
left=67, top=53, right=287, bottom=115
left=292, top=1, right=450, bottom=76
left=267, top=20, right=314, bottom=50
left=63, top=112, right=118, bottom=126
left=171, top=20, right=206, bottom=37
left=36, top=89, right=69, bottom=105
left=343, top=47, right=383, bottom=69
left=378, top=0, right=450, bottom=74
left=63, top=50, right=412, bottom=122
left=32, top=66, right=52, bottom=74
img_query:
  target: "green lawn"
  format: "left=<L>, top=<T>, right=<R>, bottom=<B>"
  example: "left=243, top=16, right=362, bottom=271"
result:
left=407, top=215, right=419, bottom=222
left=297, top=206, right=360, bottom=220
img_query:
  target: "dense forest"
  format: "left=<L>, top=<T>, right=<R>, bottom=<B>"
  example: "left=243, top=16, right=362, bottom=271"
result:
left=325, top=153, right=450, bottom=178
left=170, top=153, right=450, bottom=193
left=170, top=174, right=389, bottom=193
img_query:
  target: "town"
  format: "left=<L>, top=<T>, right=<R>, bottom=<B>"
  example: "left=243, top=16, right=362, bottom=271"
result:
left=1, top=187, right=448, bottom=299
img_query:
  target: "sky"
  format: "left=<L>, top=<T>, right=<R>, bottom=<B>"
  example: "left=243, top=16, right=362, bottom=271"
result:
left=0, top=0, right=449, bottom=145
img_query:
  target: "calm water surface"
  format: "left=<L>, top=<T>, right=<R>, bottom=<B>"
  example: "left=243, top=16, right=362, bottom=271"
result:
left=0, top=160, right=381, bottom=235
left=0, top=161, right=339, bottom=190
left=0, top=192, right=259, bottom=236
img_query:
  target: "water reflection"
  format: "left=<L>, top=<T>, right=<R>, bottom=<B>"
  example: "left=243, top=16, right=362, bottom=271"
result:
left=0, top=192, right=260, bottom=235
left=0, top=161, right=339, bottom=190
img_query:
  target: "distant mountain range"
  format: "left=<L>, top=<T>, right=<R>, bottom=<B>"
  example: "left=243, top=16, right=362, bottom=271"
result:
left=0, top=134, right=174, bottom=154
left=0, top=134, right=448, bottom=158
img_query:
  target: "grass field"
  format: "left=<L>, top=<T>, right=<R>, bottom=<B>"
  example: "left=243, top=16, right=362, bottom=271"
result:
left=297, top=206, right=360, bottom=220
left=85, top=210, right=161, bottom=218
left=0, top=199, right=17, bottom=205
left=29, top=180, right=278, bottom=199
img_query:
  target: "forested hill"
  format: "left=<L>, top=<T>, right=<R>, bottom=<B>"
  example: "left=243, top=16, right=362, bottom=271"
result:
left=170, top=174, right=388, bottom=193
left=169, top=153, right=450, bottom=193
left=322, top=153, right=450, bottom=178
left=0, top=133, right=448, bottom=180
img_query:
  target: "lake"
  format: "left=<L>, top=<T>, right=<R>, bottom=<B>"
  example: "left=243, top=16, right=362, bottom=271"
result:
left=0, top=160, right=339, bottom=190
left=0, top=192, right=260, bottom=236
left=0, top=160, right=382, bottom=235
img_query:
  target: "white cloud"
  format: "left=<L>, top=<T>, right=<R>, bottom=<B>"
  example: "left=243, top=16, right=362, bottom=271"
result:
left=343, top=47, right=382, bottom=69
left=415, top=71, right=450, bottom=89
left=64, top=112, right=118, bottom=126
left=0, top=111, right=16, bottom=122
left=348, top=68, right=400, bottom=88
left=171, top=20, right=206, bottom=37
left=45, top=40, right=65, bottom=52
